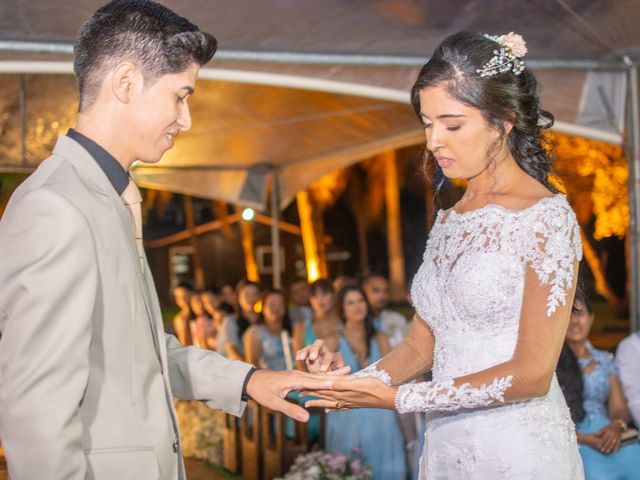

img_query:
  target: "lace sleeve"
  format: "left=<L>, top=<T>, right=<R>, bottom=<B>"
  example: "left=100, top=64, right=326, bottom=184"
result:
left=353, top=360, right=392, bottom=385
left=523, top=198, right=582, bottom=317
left=395, top=376, right=513, bottom=414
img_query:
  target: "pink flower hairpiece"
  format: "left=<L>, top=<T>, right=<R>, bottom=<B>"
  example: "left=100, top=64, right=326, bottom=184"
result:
left=477, top=32, right=527, bottom=78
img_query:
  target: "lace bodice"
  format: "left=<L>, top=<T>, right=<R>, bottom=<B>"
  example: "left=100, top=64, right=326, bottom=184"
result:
left=410, top=194, right=581, bottom=381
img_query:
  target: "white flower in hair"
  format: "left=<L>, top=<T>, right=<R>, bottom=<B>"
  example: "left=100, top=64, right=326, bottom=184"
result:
left=477, top=32, right=527, bottom=78
left=501, top=32, right=527, bottom=57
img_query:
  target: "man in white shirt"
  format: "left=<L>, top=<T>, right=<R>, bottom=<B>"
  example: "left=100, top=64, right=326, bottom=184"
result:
left=616, top=332, right=640, bottom=427
left=363, top=274, right=409, bottom=347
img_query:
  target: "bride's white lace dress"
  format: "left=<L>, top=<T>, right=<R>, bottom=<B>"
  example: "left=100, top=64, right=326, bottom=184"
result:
left=407, top=194, right=584, bottom=479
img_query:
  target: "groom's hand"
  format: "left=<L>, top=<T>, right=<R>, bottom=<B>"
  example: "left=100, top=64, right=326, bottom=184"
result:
left=246, top=369, right=334, bottom=422
left=296, top=339, right=350, bottom=374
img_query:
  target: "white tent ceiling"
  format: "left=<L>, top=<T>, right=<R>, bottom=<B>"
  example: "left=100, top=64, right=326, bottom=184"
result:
left=0, top=0, right=638, bottom=208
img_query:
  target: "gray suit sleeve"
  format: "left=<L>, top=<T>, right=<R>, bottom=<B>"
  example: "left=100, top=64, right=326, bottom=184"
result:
left=0, top=189, right=97, bottom=479
left=164, top=334, right=253, bottom=416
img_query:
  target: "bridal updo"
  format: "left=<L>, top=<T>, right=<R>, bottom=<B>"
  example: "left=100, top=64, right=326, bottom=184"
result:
left=411, top=31, right=557, bottom=192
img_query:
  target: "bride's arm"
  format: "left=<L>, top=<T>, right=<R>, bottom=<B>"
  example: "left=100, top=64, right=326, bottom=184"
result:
left=353, top=314, right=435, bottom=385
left=393, top=263, right=577, bottom=412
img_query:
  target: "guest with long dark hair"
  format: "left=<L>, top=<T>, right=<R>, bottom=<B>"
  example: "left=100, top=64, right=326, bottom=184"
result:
left=323, top=285, right=406, bottom=480
left=558, top=284, right=640, bottom=479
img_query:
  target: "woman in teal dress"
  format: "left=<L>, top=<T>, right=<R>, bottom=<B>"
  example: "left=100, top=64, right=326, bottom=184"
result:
left=560, top=283, right=640, bottom=480
left=325, top=285, right=407, bottom=480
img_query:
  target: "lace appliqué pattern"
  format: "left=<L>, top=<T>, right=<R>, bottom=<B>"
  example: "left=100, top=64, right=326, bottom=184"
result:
left=395, top=375, right=513, bottom=414
left=352, top=360, right=392, bottom=385
left=523, top=201, right=582, bottom=316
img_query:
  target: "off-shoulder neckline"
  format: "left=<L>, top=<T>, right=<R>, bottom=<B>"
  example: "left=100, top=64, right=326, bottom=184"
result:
left=440, top=193, right=566, bottom=221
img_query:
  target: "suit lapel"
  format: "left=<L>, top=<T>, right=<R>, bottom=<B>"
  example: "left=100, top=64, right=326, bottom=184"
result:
left=53, top=136, right=163, bottom=363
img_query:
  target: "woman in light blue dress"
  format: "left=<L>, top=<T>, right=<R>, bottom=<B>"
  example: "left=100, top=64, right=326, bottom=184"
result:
left=325, top=285, right=407, bottom=480
left=561, top=283, right=640, bottom=480
left=243, top=289, right=292, bottom=371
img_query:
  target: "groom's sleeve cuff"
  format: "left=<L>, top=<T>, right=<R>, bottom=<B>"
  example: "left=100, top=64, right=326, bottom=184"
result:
left=241, top=367, right=257, bottom=401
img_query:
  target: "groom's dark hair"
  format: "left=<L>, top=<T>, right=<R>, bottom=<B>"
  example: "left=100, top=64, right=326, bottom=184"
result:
left=73, top=0, right=217, bottom=111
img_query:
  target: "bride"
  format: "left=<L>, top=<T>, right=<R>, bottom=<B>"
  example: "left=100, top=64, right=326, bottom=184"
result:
left=299, top=31, right=584, bottom=479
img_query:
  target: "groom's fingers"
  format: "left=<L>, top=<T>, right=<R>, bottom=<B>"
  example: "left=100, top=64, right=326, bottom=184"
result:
left=299, top=389, right=336, bottom=400
left=271, top=396, right=310, bottom=422
left=284, top=375, right=334, bottom=393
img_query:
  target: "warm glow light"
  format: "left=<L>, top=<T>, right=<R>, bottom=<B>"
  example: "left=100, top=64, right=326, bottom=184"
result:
left=307, top=261, right=320, bottom=283
left=241, top=207, right=255, bottom=221
left=296, top=190, right=323, bottom=282
left=551, top=132, right=628, bottom=240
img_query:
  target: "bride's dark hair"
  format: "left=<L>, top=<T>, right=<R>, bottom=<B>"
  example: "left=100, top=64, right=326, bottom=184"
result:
left=411, top=31, right=557, bottom=192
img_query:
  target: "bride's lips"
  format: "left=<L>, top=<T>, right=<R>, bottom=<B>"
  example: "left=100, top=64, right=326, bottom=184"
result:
left=436, top=156, right=454, bottom=168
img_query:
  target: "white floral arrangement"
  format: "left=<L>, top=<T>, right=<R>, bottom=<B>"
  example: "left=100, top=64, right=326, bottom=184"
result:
left=278, top=449, right=372, bottom=480
left=174, top=399, right=225, bottom=465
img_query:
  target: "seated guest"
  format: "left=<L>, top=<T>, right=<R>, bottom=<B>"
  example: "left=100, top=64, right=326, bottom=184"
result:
left=189, top=290, right=215, bottom=350
left=288, top=279, right=313, bottom=329
left=226, top=280, right=260, bottom=361
left=220, top=282, right=238, bottom=315
left=363, top=274, right=408, bottom=348
left=292, top=278, right=341, bottom=369
left=244, top=290, right=293, bottom=370
left=202, top=286, right=242, bottom=359
left=558, top=284, right=640, bottom=479
left=616, top=331, right=640, bottom=428
left=236, top=280, right=261, bottom=337
left=171, top=282, right=193, bottom=346
left=324, top=285, right=406, bottom=480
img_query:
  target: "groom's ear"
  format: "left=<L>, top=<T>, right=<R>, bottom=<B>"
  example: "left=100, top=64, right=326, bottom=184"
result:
left=111, top=62, right=142, bottom=104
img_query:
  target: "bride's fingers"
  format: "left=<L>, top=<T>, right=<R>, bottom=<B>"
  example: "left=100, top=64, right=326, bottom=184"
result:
left=296, top=339, right=327, bottom=361
left=318, top=351, right=344, bottom=371
left=309, top=340, right=327, bottom=361
left=326, top=365, right=351, bottom=376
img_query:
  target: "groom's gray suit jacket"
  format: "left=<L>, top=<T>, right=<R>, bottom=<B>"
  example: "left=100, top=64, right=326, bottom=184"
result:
left=0, top=136, right=252, bottom=479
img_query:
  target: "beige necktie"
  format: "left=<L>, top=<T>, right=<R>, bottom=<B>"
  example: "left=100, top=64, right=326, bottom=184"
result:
left=121, top=178, right=145, bottom=272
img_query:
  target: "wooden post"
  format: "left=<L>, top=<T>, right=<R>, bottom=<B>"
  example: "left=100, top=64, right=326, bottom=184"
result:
left=222, top=414, right=241, bottom=474
left=240, top=400, right=261, bottom=480
left=382, top=151, right=406, bottom=302
left=296, top=190, right=326, bottom=282
left=261, top=407, right=285, bottom=479
left=236, top=206, right=260, bottom=282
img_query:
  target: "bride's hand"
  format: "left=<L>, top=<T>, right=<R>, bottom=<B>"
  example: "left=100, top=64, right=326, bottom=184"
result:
left=301, top=376, right=397, bottom=410
left=296, top=339, right=350, bottom=374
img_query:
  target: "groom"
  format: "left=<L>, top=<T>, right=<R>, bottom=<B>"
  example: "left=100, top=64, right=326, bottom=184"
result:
left=0, top=1, right=331, bottom=479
